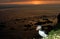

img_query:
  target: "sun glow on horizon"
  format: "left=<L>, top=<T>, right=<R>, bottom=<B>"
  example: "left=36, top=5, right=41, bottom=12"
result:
left=31, top=1, right=43, bottom=5
left=0, top=1, right=45, bottom=5
left=0, top=1, right=60, bottom=5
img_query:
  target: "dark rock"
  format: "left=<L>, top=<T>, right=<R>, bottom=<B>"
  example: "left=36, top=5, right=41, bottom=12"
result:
left=15, top=18, right=22, bottom=21
left=34, top=22, right=46, bottom=25
left=0, top=22, right=6, bottom=30
left=45, top=20, right=52, bottom=24
left=57, top=13, right=60, bottom=23
left=42, top=25, right=54, bottom=34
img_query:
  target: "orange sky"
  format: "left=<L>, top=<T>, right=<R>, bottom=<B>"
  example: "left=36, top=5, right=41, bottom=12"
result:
left=0, top=0, right=60, bottom=3
left=0, top=1, right=60, bottom=4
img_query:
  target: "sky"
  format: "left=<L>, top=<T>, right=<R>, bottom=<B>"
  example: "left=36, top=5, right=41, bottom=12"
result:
left=0, top=0, right=60, bottom=4
left=0, top=0, right=60, bottom=3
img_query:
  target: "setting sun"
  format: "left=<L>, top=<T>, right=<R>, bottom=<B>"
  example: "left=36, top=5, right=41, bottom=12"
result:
left=32, top=1, right=42, bottom=5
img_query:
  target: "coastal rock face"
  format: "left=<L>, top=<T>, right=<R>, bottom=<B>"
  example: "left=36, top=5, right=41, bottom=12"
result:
left=0, top=6, right=59, bottom=39
left=0, top=14, right=58, bottom=39
left=0, top=4, right=59, bottom=39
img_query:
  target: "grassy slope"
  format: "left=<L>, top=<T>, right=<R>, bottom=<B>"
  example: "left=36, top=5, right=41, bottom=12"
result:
left=48, top=23, right=60, bottom=39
